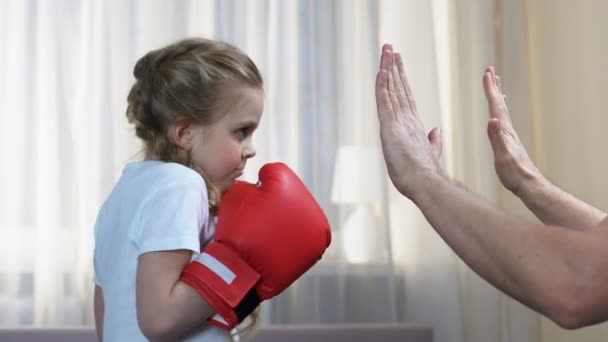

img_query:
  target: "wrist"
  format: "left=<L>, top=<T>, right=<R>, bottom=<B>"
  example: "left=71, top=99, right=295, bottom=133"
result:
left=182, top=242, right=261, bottom=330
left=514, top=171, right=551, bottom=205
left=408, top=170, right=448, bottom=206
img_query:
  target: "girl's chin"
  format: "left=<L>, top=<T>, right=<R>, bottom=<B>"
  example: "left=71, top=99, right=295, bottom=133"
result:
left=233, top=169, right=244, bottom=178
left=215, top=171, right=245, bottom=192
left=217, top=179, right=237, bottom=192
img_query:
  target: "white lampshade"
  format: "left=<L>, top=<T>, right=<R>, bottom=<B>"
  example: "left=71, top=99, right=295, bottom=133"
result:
left=341, top=206, right=381, bottom=264
left=331, top=145, right=384, bottom=204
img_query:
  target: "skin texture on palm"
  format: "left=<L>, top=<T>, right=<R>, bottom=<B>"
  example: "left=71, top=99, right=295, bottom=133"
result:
left=375, top=43, right=608, bottom=329
left=375, top=44, right=442, bottom=200
left=483, top=66, right=540, bottom=196
left=483, top=67, right=606, bottom=231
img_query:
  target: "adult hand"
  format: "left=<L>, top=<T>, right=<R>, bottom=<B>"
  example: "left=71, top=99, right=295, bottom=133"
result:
left=375, top=44, right=442, bottom=199
left=483, top=66, right=542, bottom=195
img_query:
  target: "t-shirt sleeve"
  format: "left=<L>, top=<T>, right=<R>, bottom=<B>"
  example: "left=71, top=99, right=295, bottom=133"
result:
left=131, top=182, right=209, bottom=256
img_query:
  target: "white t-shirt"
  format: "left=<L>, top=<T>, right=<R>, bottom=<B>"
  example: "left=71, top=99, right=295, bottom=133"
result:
left=94, top=161, right=230, bottom=341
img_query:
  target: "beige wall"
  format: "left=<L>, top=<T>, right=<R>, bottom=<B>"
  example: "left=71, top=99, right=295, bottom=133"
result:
left=510, top=0, right=608, bottom=341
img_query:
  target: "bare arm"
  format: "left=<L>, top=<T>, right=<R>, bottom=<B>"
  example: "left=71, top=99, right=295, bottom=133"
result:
left=414, top=173, right=608, bottom=328
left=376, top=45, right=608, bottom=328
left=516, top=175, right=606, bottom=229
left=94, top=285, right=104, bottom=342
left=137, top=250, right=216, bottom=341
left=483, top=67, right=606, bottom=230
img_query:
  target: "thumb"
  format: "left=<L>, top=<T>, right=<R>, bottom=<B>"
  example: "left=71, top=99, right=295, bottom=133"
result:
left=487, top=118, right=506, bottom=153
left=428, top=127, right=443, bottom=159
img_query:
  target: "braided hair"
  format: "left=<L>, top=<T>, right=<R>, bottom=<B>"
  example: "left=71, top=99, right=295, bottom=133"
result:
left=126, top=38, right=263, bottom=215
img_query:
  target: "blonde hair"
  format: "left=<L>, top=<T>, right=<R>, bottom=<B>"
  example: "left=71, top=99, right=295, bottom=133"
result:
left=126, top=37, right=263, bottom=214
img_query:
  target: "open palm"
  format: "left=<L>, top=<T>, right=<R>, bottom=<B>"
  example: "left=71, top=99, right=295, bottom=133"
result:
left=375, top=44, right=442, bottom=198
left=483, top=67, right=541, bottom=195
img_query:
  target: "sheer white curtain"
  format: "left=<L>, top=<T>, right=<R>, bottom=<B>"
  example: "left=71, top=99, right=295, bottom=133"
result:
left=0, top=0, right=216, bottom=326
left=0, top=0, right=540, bottom=341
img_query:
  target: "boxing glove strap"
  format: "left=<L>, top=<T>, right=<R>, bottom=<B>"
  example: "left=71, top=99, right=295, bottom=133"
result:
left=234, top=286, right=261, bottom=324
left=181, top=242, right=262, bottom=330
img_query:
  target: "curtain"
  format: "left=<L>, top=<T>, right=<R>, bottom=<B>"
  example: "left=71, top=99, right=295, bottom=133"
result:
left=522, top=1, right=608, bottom=341
left=0, top=1, right=540, bottom=341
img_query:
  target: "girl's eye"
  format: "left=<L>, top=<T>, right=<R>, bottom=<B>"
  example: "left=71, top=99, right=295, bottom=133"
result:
left=234, top=128, right=249, bottom=140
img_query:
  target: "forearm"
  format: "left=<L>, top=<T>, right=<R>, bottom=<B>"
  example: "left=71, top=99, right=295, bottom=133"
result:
left=159, top=281, right=216, bottom=341
left=137, top=250, right=217, bottom=341
left=413, top=173, right=596, bottom=325
left=516, top=175, right=606, bottom=230
left=139, top=282, right=216, bottom=342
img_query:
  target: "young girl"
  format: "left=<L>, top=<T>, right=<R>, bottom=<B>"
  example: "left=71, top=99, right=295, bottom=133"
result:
left=93, top=38, right=264, bottom=341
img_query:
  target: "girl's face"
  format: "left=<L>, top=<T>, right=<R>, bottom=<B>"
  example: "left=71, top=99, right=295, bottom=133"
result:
left=190, top=85, right=264, bottom=192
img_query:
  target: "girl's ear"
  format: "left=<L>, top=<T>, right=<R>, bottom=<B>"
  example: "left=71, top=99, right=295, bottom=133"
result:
left=168, top=120, right=194, bottom=150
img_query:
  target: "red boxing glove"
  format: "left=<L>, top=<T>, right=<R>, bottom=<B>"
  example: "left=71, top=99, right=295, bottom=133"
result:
left=181, top=163, right=331, bottom=330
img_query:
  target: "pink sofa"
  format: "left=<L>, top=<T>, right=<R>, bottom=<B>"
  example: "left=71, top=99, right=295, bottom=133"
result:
left=0, top=324, right=432, bottom=341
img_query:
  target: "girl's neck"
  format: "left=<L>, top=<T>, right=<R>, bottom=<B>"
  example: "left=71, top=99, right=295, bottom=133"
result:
left=143, top=153, right=160, bottom=161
